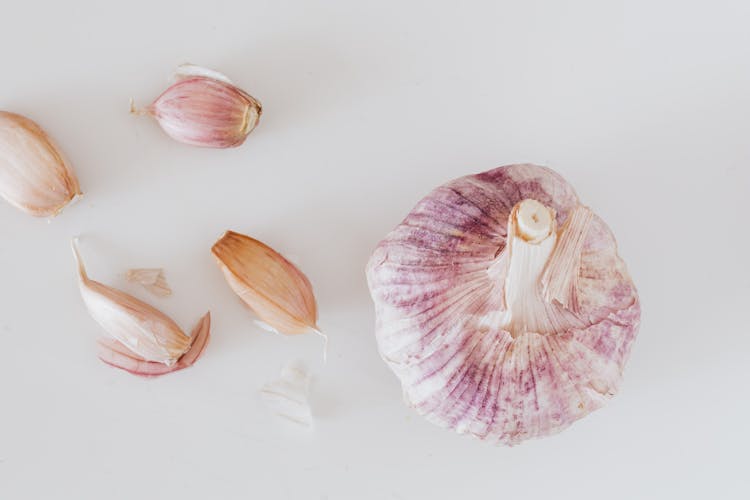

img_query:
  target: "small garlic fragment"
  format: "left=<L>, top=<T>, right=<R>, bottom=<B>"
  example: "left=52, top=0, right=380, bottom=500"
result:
left=0, top=111, right=81, bottom=216
left=126, top=268, right=172, bottom=297
left=260, top=360, right=313, bottom=427
left=132, top=64, right=262, bottom=148
left=211, top=231, right=320, bottom=336
left=72, top=239, right=211, bottom=372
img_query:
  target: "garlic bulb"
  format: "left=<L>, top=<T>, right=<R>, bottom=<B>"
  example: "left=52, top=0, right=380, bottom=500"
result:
left=0, top=111, right=81, bottom=216
left=212, top=231, right=320, bottom=335
left=73, top=240, right=211, bottom=376
left=133, top=64, right=262, bottom=148
left=366, top=164, right=640, bottom=445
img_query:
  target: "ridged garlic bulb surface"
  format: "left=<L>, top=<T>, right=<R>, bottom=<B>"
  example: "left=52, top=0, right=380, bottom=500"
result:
left=366, top=164, right=640, bottom=445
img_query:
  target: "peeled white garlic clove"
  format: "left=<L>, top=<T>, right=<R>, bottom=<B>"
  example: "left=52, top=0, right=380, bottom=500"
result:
left=132, top=64, right=262, bottom=148
left=126, top=268, right=172, bottom=297
left=366, top=164, right=641, bottom=445
left=211, top=231, right=320, bottom=336
left=260, top=360, right=313, bottom=427
left=0, top=111, right=81, bottom=216
left=72, top=239, right=211, bottom=373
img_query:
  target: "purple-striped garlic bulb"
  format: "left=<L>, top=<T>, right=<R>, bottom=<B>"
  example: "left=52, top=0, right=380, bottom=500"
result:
left=132, top=64, right=262, bottom=148
left=366, top=164, right=640, bottom=445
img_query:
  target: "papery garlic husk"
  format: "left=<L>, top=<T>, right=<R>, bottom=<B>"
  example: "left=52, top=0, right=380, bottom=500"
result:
left=133, top=64, right=262, bottom=148
left=366, top=164, right=641, bottom=445
left=72, top=240, right=211, bottom=374
left=211, top=231, right=320, bottom=336
left=0, top=111, right=81, bottom=216
left=126, top=268, right=172, bottom=297
left=261, top=360, right=313, bottom=427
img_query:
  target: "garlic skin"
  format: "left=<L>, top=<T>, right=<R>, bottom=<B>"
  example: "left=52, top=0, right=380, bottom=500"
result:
left=135, top=64, right=262, bottom=148
left=366, top=164, right=640, bottom=445
left=126, top=268, right=172, bottom=297
left=261, top=360, right=313, bottom=427
left=212, top=231, right=319, bottom=335
left=0, top=111, right=81, bottom=216
left=73, top=240, right=210, bottom=371
left=97, top=313, right=210, bottom=377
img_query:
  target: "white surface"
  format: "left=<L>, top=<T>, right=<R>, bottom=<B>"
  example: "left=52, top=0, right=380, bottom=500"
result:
left=0, top=1, right=748, bottom=499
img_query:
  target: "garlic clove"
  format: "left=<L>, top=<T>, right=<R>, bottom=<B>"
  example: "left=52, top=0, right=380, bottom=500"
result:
left=96, top=313, right=211, bottom=377
left=73, top=239, right=210, bottom=366
left=126, top=268, right=172, bottom=297
left=133, top=65, right=262, bottom=148
left=211, top=231, right=320, bottom=336
left=367, top=164, right=640, bottom=445
left=0, top=111, right=81, bottom=217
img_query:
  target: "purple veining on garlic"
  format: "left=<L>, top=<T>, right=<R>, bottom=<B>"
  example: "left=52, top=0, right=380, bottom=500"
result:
left=366, top=164, right=640, bottom=445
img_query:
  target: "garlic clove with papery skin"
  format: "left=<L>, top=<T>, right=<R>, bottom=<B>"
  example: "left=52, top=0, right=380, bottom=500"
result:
left=97, top=313, right=210, bottom=377
left=366, top=164, right=640, bottom=445
left=132, top=64, right=262, bottom=148
left=211, top=231, right=320, bottom=336
left=0, top=111, right=81, bottom=217
left=72, top=239, right=211, bottom=373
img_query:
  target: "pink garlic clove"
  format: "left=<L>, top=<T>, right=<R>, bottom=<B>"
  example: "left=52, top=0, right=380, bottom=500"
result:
left=133, top=64, right=262, bottom=148
left=366, top=164, right=640, bottom=445
left=97, top=313, right=211, bottom=377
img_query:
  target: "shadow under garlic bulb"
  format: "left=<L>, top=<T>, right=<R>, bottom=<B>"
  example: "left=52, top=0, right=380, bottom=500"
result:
left=366, top=164, right=641, bottom=445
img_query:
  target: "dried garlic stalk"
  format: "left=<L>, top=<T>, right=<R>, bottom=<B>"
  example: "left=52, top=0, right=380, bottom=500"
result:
left=211, top=231, right=321, bottom=336
left=72, top=240, right=210, bottom=376
left=260, top=361, right=313, bottom=427
left=0, top=111, right=81, bottom=216
left=132, top=64, right=262, bottom=148
left=367, top=164, right=640, bottom=445
left=126, top=268, right=172, bottom=297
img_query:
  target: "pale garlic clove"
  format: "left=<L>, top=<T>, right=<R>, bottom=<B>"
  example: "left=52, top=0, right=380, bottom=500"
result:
left=0, top=111, right=81, bottom=216
left=211, top=231, right=319, bottom=336
left=72, top=239, right=211, bottom=370
left=97, top=313, right=210, bottom=377
left=132, top=64, right=262, bottom=148
left=366, top=164, right=640, bottom=445
left=126, top=268, right=172, bottom=297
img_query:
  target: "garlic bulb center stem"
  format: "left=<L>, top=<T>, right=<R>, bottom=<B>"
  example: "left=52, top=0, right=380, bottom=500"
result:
left=514, top=199, right=554, bottom=243
left=500, top=200, right=561, bottom=337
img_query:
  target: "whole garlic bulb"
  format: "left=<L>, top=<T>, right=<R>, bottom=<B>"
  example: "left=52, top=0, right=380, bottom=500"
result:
left=366, top=164, right=641, bottom=445
left=0, top=111, right=81, bottom=216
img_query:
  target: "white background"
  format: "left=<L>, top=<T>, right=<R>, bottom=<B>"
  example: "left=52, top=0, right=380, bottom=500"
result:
left=0, top=1, right=748, bottom=498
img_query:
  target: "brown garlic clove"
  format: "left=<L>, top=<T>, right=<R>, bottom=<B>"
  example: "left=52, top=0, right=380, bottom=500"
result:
left=211, top=231, right=320, bottom=336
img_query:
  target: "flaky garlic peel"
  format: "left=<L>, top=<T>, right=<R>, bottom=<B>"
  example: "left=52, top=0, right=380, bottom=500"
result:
left=133, top=64, right=262, bottom=148
left=212, top=231, right=320, bottom=336
left=72, top=240, right=211, bottom=375
left=366, top=164, right=640, bottom=445
left=0, top=111, right=81, bottom=216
